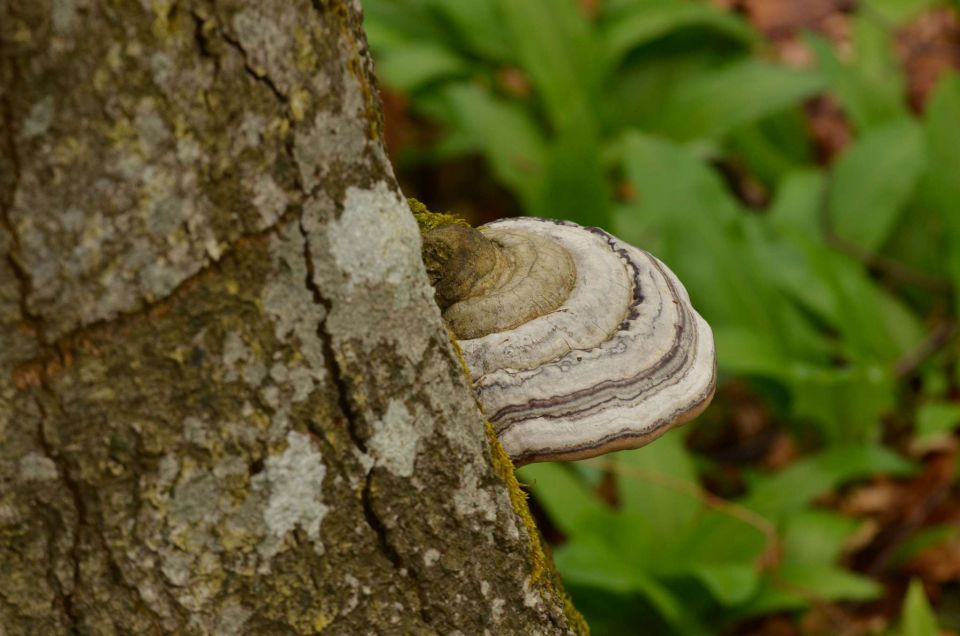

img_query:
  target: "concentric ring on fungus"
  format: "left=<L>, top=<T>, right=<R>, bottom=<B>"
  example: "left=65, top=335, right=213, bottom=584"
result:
left=424, top=217, right=716, bottom=466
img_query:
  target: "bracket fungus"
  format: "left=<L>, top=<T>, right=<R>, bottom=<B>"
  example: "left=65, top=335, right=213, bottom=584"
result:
left=423, top=217, right=716, bottom=466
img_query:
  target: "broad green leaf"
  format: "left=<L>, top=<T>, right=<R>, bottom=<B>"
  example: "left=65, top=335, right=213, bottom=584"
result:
left=518, top=463, right=608, bottom=536
left=556, top=538, right=710, bottom=636
left=789, top=364, right=895, bottom=444
left=618, top=132, right=738, bottom=227
left=554, top=539, right=646, bottom=594
left=612, top=432, right=700, bottom=542
left=535, top=108, right=611, bottom=226
left=916, top=401, right=960, bottom=438
left=900, top=579, right=941, bottom=636
left=422, top=0, right=513, bottom=62
left=441, top=83, right=547, bottom=209
left=745, top=565, right=881, bottom=614
left=743, top=445, right=914, bottom=520
left=494, top=0, right=599, bottom=130
left=923, top=73, right=960, bottom=295
left=780, top=510, right=858, bottom=566
left=649, top=60, right=824, bottom=142
left=670, top=510, right=769, bottom=571
left=376, top=44, right=467, bottom=91
left=363, top=0, right=445, bottom=48
left=805, top=248, right=925, bottom=362
left=755, top=228, right=840, bottom=336
left=601, top=51, right=729, bottom=133
left=727, top=111, right=812, bottom=186
left=713, top=325, right=789, bottom=378
left=618, top=133, right=787, bottom=350
left=853, top=15, right=901, bottom=88
left=690, top=563, right=759, bottom=606
left=827, top=119, right=925, bottom=253
left=860, top=0, right=940, bottom=23
left=890, top=525, right=958, bottom=568
left=745, top=512, right=882, bottom=614
left=602, top=1, right=756, bottom=68
left=807, top=34, right=906, bottom=131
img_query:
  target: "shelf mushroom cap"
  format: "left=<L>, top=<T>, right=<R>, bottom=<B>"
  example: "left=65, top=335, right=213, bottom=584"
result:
left=424, top=217, right=716, bottom=466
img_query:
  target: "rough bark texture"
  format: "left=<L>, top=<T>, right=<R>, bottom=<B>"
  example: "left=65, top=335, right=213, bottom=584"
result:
left=0, top=1, right=584, bottom=633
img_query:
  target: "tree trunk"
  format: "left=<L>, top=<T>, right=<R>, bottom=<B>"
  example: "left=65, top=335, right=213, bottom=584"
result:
left=0, top=2, right=584, bottom=633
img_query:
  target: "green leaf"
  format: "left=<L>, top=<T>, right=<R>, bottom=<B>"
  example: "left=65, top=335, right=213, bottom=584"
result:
left=890, top=525, right=959, bottom=568
left=916, top=400, right=960, bottom=438
left=827, top=118, right=925, bottom=253
left=617, top=133, right=786, bottom=347
left=806, top=34, right=906, bottom=131
left=804, top=248, right=925, bottom=362
left=900, top=579, right=941, bottom=636
left=923, top=73, right=960, bottom=295
left=860, top=0, right=941, bottom=24
left=727, top=110, right=813, bottom=186
left=535, top=108, right=611, bottom=227
left=649, top=60, right=824, bottom=142
left=744, top=512, right=882, bottom=614
left=670, top=510, right=769, bottom=574
left=554, top=538, right=644, bottom=594
left=364, top=0, right=445, bottom=48
left=613, top=432, right=700, bottom=542
left=780, top=510, right=858, bottom=566
left=376, top=44, right=468, bottom=91
left=789, top=364, right=896, bottom=444
left=691, top=563, right=759, bottom=606
left=518, top=463, right=608, bottom=536
left=441, top=83, right=547, bottom=209
left=556, top=537, right=711, bottom=636
left=422, top=0, right=513, bottom=62
left=602, top=1, right=756, bottom=68
left=743, top=445, right=914, bottom=521
left=852, top=14, right=901, bottom=88
left=745, top=565, right=881, bottom=614
left=494, top=0, right=599, bottom=130
left=713, top=325, right=789, bottom=378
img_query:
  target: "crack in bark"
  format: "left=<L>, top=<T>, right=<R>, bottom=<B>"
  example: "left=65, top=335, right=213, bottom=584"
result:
left=33, top=385, right=85, bottom=633
left=296, top=215, right=435, bottom=626
left=0, top=73, right=48, bottom=348
left=9, top=206, right=300, bottom=384
left=215, top=21, right=289, bottom=106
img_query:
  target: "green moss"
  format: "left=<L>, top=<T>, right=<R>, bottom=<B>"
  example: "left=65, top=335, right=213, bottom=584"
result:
left=407, top=198, right=470, bottom=234
left=420, top=201, right=588, bottom=633
left=449, top=339, right=589, bottom=635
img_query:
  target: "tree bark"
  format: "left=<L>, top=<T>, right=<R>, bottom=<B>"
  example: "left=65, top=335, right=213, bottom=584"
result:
left=0, top=1, right=584, bottom=633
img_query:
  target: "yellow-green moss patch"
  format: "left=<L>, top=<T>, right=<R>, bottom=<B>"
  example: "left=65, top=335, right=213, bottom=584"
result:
left=408, top=198, right=470, bottom=234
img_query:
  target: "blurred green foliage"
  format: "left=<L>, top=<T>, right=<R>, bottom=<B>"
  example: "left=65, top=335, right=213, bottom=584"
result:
left=365, top=0, right=959, bottom=632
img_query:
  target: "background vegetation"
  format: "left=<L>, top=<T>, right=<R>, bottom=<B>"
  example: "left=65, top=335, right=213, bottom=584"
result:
left=364, top=1, right=960, bottom=633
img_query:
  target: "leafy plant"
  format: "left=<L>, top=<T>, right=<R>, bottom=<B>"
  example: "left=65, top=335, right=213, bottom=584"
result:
left=366, top=0, right=960, bottom=632
left=519, top=437, right=913, bottom=632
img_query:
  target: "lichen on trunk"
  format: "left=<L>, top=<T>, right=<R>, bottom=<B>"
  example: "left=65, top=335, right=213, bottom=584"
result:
left=0, top=1, right=584, bottom=634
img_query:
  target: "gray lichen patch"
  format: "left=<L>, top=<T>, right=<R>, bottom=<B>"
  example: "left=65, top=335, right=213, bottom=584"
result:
left=263, top=219, right=327, bottom=376
left=4, top=3, right=305, bottom=340
left=230, top=8, right=299, bottom=96
left=367, top=400, right=433, bottom=478
left=453, top=462, right=498, bottom=525
left=294, top=110, right=368, bottom=192
left=17, top=452, right=58, bottom=482
left=329, top=182, right=422, bottom=296
left=222, top=331, right=267, bottom=388
left=255, top=430, right=329, bottom=559
left=10, top=91, right=221, bottom=338
left=250, top=172, right=290, bottom=229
